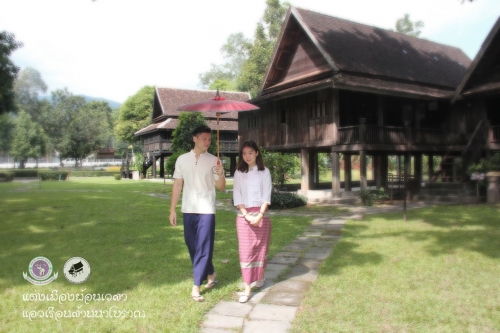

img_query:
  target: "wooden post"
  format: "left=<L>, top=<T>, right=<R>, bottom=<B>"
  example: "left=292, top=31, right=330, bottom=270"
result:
left=360, top=150, right=367, bottom=190
left=332, top=149, right=341, bottom=198
left=301, top=149, right=310, bottom=194
left=345, top=154, right=352, bottom=191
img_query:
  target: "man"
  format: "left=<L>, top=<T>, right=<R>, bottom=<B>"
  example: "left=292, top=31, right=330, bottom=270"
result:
left=169, top=125, right=226, bottom=302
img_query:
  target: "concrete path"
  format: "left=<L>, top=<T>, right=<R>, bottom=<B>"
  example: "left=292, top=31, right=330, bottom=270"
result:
left=200, top=201, right=443, bottom=333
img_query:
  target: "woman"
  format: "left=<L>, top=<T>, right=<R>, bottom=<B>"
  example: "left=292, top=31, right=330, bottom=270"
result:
left=233, top=140, right=272, bottom=303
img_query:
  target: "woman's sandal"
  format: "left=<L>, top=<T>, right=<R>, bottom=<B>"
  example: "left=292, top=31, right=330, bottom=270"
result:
left=238, top=293, right=250, bottom=303
left=255, top=278, right=265, bottom=288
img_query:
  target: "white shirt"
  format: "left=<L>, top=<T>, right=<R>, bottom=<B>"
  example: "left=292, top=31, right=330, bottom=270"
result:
left=173, top=150, right=219, bottom=214
left=233, top=166, right=272, bottom=208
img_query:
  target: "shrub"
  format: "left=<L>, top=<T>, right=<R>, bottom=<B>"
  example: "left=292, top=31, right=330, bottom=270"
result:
left=70, top=171, right=116, bottom=177
left=0, top=171, right=15, bottom=182
left=358, top=189, right=374, bottom=206
left=269, top=191, right=307, bottom=210
left=38, top=171, right=69, bottom=181
left=374, top=187, right=389, bottom=204
left=11, top=169, right=50, bottom=177
left=113, top=174, right=121, bottom=180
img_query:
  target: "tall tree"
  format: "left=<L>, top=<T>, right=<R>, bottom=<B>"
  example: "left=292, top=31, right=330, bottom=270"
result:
left=0, top=113, right=15, bottom=153
left=394, top=14, right=424, bottom=38
left=14, top=67, right=48, bottom=120
left=171, top=112, right=215, bottom=153
left=198, top=0, right=289, bottom=97
left=199, top=32, right=251, bottom=90
left=10, top=111, right=46, bottom=168
left=58, top=101, right=112, bottom=166
left=115, top=86, right=154, bottom=143
left=0, top=31, right=23, bottom=114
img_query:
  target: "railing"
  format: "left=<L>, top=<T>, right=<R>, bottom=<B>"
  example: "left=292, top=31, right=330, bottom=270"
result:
left=338, top=126, right=359, bottom=144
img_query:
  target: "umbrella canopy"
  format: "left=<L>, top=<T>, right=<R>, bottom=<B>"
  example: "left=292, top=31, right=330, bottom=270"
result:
left=176, top=90, right=260, bottom=161
left=176, top=89, right=260, bottom=113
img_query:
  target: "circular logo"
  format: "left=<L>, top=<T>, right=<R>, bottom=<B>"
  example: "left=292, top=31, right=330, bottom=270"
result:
left=28, top=257, right=53, bottom=281
left=63, top=257, right=91, bottom=284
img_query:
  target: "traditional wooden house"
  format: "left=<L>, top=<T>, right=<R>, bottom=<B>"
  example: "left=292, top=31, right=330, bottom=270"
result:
left=237, top=7, right=499, bottom=200
left=134, top=87, right=251, bottom=177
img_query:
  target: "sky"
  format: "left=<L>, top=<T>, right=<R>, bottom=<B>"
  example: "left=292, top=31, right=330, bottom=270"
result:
left=1, top=0, right=499, bottom=104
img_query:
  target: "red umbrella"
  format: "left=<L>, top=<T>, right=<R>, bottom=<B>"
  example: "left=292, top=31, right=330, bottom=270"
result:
left=176, top=89, right=259, bottom=161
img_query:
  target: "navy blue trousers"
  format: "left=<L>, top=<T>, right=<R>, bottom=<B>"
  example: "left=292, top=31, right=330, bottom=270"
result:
left=183, top=213, right=215, bottom=286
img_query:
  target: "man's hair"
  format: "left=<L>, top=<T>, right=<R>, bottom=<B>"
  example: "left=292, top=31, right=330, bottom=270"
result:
left=192, top=125, right=212, bottom=137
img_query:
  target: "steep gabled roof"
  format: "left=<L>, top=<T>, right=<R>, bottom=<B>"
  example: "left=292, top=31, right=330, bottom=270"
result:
left=135, top=87, right=249, bottom=137
left=452, top=17, right=500, bottom=103
left=152, top=87, right=251, bottom=122
left=260, top=6, right=471, bottom=99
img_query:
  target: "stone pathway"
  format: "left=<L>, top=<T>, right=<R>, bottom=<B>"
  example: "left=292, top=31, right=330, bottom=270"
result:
left=200, top=201, right=444, bottom=333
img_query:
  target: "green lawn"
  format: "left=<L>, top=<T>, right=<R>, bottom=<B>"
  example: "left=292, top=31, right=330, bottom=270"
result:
left=291, top=204, right=500, bottom=333
left=0, top=178, right=311, bottom=333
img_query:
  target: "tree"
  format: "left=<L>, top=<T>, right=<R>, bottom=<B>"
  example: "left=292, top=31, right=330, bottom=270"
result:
left=58, top=101, right=112, bottom=166
left=0, top=31, right=23, bottom=114
left=199, top=32, right=250, bottom=90
left=171, top=112, right=215, bottom=153
left=0, top=113, right=15, bottom=152
left=198, top=0, right=289, bottom=97
left=115, top=86, right=154, bottom=143
left=14, top=67, right=48, bottom=120
left=40, top=88, right=85, bottom=164
left=260, top=148, right=299, bottom=187
left=394, top=14, right=424, bottom=38
left=166, top=112, right=216, bottom=177
left=10, top=111, right=46, bottom=168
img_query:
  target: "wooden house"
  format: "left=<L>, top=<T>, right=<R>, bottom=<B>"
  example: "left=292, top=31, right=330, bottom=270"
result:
left=134, top=87, right=251, bottom=177
left=237, top=7, right=500, bottom=200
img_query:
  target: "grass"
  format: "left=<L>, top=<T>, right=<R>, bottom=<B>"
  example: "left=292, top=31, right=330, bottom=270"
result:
left=291, top=204, right=500, bottom=333
left=0, top=178, right=311, bottom=333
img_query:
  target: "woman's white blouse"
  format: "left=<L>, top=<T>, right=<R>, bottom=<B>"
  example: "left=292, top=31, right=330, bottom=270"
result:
left=233, top=166, right=272, bottom=208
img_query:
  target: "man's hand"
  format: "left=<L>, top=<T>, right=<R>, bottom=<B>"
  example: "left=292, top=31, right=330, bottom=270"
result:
left=169, top=211, right=177, bottom=226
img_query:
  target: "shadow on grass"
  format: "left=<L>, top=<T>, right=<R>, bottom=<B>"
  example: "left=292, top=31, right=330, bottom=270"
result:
left=318, top=204, right=500, bottom=277
left=0, top=179, right=312, bottom=295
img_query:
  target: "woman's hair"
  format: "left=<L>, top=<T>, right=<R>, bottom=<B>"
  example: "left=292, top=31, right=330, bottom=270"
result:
left=236, top=140, right=265, bottom=173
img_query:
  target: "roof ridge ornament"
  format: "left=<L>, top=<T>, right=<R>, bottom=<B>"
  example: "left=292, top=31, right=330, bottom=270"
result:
left=211, top=89, right=226, bottom=101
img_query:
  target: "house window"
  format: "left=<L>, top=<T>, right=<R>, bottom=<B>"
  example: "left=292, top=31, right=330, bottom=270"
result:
left=310, top=102, right=327, bottom=119
left=247, top=115, right=260, bottom=129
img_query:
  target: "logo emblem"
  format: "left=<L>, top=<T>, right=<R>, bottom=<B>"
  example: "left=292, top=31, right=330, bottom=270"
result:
left=63, top=257, right=91, bottom=284
left=23, top=257, right=58, bottom=285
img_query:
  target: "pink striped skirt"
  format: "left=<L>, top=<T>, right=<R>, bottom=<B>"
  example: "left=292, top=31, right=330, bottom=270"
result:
left=236, top=207, right=271, bottom=285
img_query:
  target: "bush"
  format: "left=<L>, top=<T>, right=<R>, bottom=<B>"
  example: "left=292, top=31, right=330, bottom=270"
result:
left=0, top=171, right=15, bottom=182
left=11, top=169, right=50, bottom=177
left=38, top=171, right=69, bottom=181
left=70, top=171, right=116, bottom=177
left=113, top=174, right=121, bottom=180
left=358, top=189, right=374, bottom=206
left=269, top=191, right=307, bottom=210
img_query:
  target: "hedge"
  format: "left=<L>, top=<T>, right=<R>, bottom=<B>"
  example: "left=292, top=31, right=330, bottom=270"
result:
left=269, top=191, right=307, bottom=210
left=10, top=169, right=51, bottom=177
left=69, top=171, right=117, bottom=177
left=38, top=171, right=69, bottom=181
left=0, top=171, right=15, bottom=182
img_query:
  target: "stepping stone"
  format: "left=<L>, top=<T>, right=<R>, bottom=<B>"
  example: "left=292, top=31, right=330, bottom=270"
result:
left=209, top=301, right=253, bottom=317
left=302, top=231, right=323, bottom=237
left=271, top=279, right=312, bottom=293
left=287, top=264, right=319, bottom=282
left=249, top=303, right=297, bottom=321
left=261, top=290, right=306, bottom=306
left=282, top=243, right=309, bottom=252
left=243, top=319, right=292, bottom=333
left=268, top=256, right=299, bottom=265
left=296, top=258, right=322, bottom=269
left=203, top=314, right=243, bottom=329
left=304, top=249, right=331, bottom=260
left=273, top=251, right=301, bottom=258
